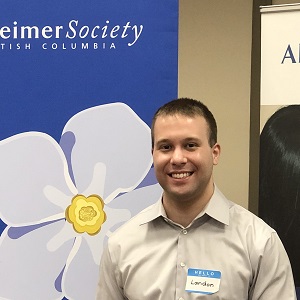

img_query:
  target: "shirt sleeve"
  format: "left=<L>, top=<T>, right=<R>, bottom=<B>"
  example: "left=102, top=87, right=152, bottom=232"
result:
left=95, top=244, right=125, bottom=300
left=249, top=232, right=297, bottom=300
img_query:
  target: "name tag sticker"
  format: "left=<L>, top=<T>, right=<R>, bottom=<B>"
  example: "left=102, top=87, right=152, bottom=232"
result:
left=185, top=268, right=221, bottom=295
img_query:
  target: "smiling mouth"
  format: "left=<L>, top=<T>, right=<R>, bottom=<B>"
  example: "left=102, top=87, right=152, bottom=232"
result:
left=170, top=172, right=192, bottom=179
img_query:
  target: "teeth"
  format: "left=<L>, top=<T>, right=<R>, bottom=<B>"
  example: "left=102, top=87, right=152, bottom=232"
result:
left=171, top=172, right=191, bottom=179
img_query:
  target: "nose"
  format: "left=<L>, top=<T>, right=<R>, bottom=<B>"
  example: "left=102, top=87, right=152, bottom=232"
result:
left=170, top=147, right=187, bottom=165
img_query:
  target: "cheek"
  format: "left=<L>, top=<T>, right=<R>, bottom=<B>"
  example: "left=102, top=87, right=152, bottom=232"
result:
left=153, top=156, right=170, bottom=178
left=153, top=152, right=167, bottom=166
left=191, top=152, right=213, bottom=167
left=153, top=159, right=164, bottom=172
left=189, top=152, right=204, bottom=163
left=153, top=163, right=166, bottom=183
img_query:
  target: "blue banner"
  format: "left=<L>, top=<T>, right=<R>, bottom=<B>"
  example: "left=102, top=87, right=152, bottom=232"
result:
left=0, top=1, right=178, bottom=299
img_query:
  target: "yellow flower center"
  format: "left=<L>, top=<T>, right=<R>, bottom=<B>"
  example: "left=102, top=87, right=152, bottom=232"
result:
left=65, top=194, right=106, bottom=236
left=79, top=206, right=97, bottom=222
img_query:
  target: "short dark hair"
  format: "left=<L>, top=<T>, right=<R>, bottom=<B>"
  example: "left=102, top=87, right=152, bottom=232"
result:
left=151, top=98, right=217, bottom=147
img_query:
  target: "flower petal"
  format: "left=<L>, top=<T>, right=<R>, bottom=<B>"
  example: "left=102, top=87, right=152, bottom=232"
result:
left=0, top=132, right=76, bottom=225
left=84, top=205, right=131, bottom=264
left=0, top=220, right=73, bottom=300
left=61, top=185, right=162, bottom=299
left=62, top=238, right=99, bottom=300
left=61, top=103, right=153, bottom=199
left=109, top=183, right=162, bottom=216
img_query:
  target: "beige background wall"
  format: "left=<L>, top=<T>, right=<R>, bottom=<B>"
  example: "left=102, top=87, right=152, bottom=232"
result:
left=178, top=0, right=299, bottom=211
left=178, top=0, right=253, bottom=209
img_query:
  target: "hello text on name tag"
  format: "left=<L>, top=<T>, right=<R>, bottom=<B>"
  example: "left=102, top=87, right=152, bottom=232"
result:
left=185, top=268, right=221, bottom=295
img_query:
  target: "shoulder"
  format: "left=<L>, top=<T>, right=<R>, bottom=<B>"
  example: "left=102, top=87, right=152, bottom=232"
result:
left=228, top=201, right=280, bottom=252
left=230, top=202, right=273, bottom=231
left=213, top=186, right=275, bottom=238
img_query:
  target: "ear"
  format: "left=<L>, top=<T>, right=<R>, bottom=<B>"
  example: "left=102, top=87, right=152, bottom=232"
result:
left=212, top=143, right=221, bottom=165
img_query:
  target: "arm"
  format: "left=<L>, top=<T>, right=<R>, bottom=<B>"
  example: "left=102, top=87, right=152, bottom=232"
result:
left=249, top=232, right=296, bottom=300
left=96, top=244, right=125, bottom=300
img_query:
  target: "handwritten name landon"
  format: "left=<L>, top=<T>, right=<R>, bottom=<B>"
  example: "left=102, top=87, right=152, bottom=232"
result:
left=190, top=279, right=214, bottom=288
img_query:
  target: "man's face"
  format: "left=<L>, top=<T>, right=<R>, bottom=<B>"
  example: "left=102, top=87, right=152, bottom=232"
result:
left=152, top=114, right=220, bottom=204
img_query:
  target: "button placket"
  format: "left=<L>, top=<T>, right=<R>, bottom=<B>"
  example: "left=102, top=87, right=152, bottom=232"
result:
left=175, top=228, right=189, bottom=300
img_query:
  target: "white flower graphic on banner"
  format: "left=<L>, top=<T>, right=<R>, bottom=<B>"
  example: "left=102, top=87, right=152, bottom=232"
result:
left=0, top=103, right=162, bottom=300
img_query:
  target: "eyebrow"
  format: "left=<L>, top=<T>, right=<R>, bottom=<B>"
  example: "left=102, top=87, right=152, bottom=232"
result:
left=155, top=137, right=202, bottom=145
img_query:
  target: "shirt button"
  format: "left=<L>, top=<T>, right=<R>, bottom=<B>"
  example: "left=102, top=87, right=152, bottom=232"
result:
left=180, top=262, right=186, bottom=267
left=182, top=229, right=187, bottom=234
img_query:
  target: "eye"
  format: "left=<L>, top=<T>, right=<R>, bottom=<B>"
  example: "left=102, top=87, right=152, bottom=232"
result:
left=158, top=144, right=171, bottom=151
left=186, top=143, right=197, bottom=150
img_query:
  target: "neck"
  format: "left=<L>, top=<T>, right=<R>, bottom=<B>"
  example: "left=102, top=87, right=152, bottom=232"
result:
left=162, top=185, right=214, bottom=228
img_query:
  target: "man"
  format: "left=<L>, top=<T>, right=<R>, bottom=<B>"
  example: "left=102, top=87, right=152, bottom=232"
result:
left=96, top=98, right=296, bottom=299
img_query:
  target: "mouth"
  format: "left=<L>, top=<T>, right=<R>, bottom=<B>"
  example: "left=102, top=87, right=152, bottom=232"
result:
left=169, top=172, right=193, bottom=179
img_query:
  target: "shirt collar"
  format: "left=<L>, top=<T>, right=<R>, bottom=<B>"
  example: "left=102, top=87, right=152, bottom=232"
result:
left=204, top=185, right=231, bottom=226
left=139, top=185, right=231, bottom=226
left=139, top=198, right=165, bottom=225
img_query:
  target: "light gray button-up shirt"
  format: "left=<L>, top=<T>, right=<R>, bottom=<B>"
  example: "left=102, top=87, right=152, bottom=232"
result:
left=97, top=186, right=296, bottom=300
